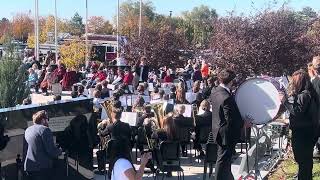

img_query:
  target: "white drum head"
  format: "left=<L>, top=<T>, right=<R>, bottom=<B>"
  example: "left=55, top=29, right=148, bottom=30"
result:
left=235, top=78, right=281, bottom=124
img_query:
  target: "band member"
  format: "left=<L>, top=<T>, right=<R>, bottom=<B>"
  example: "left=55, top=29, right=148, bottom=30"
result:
left=280, top=69, right=319, bottom=180
left=173, top=105, right=194, bottom=157
left=175, top=87, right=188, bottom=104
left=210, top=69, right=245, bottom=180
left=137, top=56, right=149, bottom=82
left=100, top=107, right=132, bottom=141
left=194, top=100, right=212, bottom=157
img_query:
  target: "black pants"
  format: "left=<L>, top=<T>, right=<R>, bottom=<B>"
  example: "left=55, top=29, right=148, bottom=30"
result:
left=291, top=129, right=315, bottom=180
left=215, top=143, right=235, bottom=180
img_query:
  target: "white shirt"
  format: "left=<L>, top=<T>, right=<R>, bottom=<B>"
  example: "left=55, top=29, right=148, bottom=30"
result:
left=111, top=158, right=134, bottom=180
left=219, top=84, right=231, bottom=93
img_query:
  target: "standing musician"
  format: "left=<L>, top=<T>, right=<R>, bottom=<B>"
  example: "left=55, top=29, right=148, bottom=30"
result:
left=210, top=69, right=250, bottom=180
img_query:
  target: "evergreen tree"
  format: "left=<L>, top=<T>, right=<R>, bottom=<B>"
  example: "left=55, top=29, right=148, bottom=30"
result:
left=0, top=39, right=30, bottom=109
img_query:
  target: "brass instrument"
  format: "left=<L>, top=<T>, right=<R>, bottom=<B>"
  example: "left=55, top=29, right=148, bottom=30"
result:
left=101, top=99, right=114, bottom=120
left=150, top=103, right=164, bottom=129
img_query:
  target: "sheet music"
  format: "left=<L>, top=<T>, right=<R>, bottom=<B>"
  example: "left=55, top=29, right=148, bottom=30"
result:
left=119, top=96, right=128, bottom=106
left=48, top=116, right=75, bottom=132
left=175, top=104, right=192, bottom=117
left=185, top=92, right=197, bottom=103
left=162, top=83, right=173, bottom=88
left=107, top=84, right=116, bottom=90
left=148, top=83, right=154, bottom=91
left=121, top=112, right=138, bottom=126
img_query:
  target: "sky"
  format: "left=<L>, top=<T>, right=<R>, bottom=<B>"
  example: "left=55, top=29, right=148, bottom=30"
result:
left=0, top=0, right=320, bottom=22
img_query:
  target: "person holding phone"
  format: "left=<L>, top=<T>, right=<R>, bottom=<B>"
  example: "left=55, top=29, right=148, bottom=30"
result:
left=279, top=69, right=319, bottom=180
left=109, top=139, right=152, bottom=180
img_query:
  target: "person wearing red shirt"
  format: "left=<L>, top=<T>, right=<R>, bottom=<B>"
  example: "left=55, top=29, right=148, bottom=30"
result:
left=201, top=60, right=209, bottom=79
left=163, top=70, right=174, bottom=83
left=123, top=68, right=133, bottom=85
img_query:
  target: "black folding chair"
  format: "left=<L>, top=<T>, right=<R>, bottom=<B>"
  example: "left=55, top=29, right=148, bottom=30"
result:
left=203, top=143, right=218, bottom=180
left=176, top=127, right=193, bottom=160
left=155, top=141, right=184, bottom=180
left=194, top=126, right=211, bottom=162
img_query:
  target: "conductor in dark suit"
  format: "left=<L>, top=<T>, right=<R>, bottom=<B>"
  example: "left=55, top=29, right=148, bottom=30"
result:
left=136, top=56, right=149, bottom=82
left=210, top=69, right=248, bottom=180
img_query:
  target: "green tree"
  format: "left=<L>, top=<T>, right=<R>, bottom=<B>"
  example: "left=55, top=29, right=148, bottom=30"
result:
left=181, top=5, right=218, bottom=49
left=0, top=39, right=30, bottom=108
left=69, top=12, right=85, bottom=36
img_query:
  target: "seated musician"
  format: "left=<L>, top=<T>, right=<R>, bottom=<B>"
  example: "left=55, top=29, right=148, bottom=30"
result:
left=151, top=113, right=176, bottom=142
left=175, top=87, right=189, bottom=104
left=135, top=105, right=154, bottom=152
left=151, top=113, right=176, bottom=177
left=173, top=105, right=194, bottom=157
left=151, top=86, right=160, bottom=100
left=159, top=89, right=165, bottom=100
left=169, top=85, right=176, bottom=100
left=132, top=96, right=145, bottom=113
left=137, top=85, right=146, bottom=95
left=100, top=80, right=109, bottom=99
left=192, top=93, right=204, bottom=108
left=194, top=100, right=212, bottom=158
left=192, top=80, right=201, bottom=93
left=99, top=107, right=132, bottom=141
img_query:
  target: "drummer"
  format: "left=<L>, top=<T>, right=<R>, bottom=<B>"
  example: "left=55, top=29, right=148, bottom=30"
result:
left=210, top=69, right=251, bottom=180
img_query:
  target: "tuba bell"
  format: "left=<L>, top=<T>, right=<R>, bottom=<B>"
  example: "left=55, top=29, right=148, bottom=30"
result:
left=150, top=103, right=165, bottom=129
left=101, top=99, right=114, bottom=121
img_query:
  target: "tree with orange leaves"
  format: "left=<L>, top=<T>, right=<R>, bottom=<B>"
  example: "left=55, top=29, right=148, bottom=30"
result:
left=88, top=16, right=113, bottom=35
left=12, top=13, right=33, bottom=42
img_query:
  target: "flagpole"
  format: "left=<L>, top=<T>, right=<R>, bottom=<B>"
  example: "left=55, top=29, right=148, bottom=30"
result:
left=85, top=0, right=89, bottom=62
left=139, top=0, right=142, bottom=37
left=54, top=0, right=58, bottom=63
left=35, top=0, right=39, bottom=61
left=117, top=0, right=119, bottom=58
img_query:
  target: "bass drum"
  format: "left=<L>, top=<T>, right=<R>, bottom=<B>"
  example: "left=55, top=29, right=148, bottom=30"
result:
left=235, top=78, right=283, bottom=125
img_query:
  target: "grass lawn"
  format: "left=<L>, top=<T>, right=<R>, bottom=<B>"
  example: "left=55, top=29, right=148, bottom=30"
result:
left=268, top=152, right=320, bottom=180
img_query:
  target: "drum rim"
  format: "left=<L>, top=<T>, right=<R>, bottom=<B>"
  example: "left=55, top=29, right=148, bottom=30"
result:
left=235, top=77, right=282, bottom=125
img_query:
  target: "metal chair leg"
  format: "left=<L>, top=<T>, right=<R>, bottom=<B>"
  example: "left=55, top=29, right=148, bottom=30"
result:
left=209, top=163, right=213, bottom=177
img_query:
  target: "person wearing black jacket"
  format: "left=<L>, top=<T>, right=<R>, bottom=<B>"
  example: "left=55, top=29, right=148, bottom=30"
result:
left=210, top=69, right=246, bottom=180
left=136, top=57, right=149, bottom=82
left=194, top=100, right=212, bottom=157
left=100, top=107, right=132, bottom=141
left=173, top=105, right=194, bottom=157
left=280, top=69, right=319, bottom=180
left=311, top=57, right=320, bottom=153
